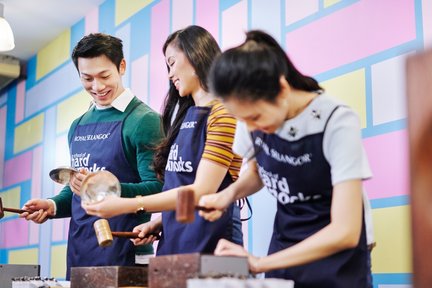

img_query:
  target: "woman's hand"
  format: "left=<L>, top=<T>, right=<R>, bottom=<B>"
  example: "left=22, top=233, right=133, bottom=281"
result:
left=214, top=239, right=262, bottom=274
left=198, top=188, right=234, bottom=221
left=131, top=218, right=162, bottom=246
left=82, top=195, right=131, bottom=218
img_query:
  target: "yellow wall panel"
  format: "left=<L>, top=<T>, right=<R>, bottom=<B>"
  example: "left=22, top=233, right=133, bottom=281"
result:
left=14, top=114, right=44, bottom=154
left=0, top=187, right=21, bottom=219
left=371, top=205, right=412, bottom=273
left=9, top=248, right=39, bottom=264
left=50, top=245, right=67, bottom=279
left=36, top=29, right=71, bottom=80
left=323, top=0, right=342, bottom=8
left=320, top=69, right=367, bottom=128
left=115, top=0, right=154, bottom=25
left=56, top=89, right=91, bottom=134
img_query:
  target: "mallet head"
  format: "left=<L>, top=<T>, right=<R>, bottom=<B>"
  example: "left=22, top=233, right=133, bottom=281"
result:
left=94, top=219, right=113, bottom=247
left=0, top=197, right=4, bottom=219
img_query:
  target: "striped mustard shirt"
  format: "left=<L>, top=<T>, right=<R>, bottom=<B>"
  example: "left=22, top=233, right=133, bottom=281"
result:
left=202, top=100, right=243, bottom=181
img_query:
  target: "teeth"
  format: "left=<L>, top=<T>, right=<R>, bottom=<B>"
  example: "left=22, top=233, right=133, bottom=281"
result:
left=96, top=91, right=108, bottom=97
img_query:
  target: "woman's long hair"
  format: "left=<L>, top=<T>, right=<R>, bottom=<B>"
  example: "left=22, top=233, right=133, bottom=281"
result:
left=152, top=25, right=221, bottom=180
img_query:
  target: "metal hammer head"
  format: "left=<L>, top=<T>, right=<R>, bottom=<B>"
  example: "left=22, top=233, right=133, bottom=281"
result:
left=93, top=219, right=113, bottom=247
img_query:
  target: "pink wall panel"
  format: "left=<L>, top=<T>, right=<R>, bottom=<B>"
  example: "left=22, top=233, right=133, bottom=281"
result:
left=221, top=0, right=248, bottom=50
left=4, top=219, right=29, bottom=248
left=51, top=219, right=64, bottom=241
left=29, top=222, right=40, bottom=245
left=15, top=80, right=25, bottom=124
left=195, top=0, right=219, bottom=41
left=85, top=7, right=99, bottom=35
left=63, top=218, right=70, bottom=240
left=363, top=129, right=409, bottom=199
left=131, top=55, right=149, bottom=104
left=286, top=0, right=416, bottom=75
left=4, top=150, right=33, bottom=188
left=31, top=146, right=43, bottom=199
left=149, top=0, right=170, bottom=113
left=172, top=0, right=193, bottom=31
left=0, top=106, right=6, bottom=189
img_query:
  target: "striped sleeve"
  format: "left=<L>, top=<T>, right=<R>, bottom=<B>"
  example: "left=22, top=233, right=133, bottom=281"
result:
left=202, top=102, right=243, bottom=181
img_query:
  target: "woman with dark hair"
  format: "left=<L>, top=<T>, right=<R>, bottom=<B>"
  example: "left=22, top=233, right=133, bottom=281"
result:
left=83, top=25, right=243, bottom=254
left=199, top=30, right=373, bottom=288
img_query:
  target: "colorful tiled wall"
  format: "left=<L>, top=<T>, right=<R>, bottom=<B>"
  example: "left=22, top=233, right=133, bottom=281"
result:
left=0, top=0, right=426, bottom=286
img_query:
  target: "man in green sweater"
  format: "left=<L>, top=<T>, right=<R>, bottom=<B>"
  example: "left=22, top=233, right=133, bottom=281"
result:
left=20, top=33, right=163, bottom=280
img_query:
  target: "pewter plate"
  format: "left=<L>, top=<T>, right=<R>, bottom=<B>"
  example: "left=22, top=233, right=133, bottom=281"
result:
left=49, top=166, right=78, bottom=185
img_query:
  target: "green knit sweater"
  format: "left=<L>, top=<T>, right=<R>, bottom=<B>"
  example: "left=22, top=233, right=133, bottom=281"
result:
left=50, top=96, right=164, bottom=255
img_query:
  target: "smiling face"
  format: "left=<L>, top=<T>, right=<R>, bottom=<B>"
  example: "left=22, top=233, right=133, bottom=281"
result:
left=78, top=55, right=126, bottom=107
left=223, top=93, right=289, bottom=134
left=165, top=43, right=200, bottom=97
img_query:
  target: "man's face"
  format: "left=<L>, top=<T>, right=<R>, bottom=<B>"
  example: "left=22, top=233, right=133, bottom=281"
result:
left=77, top=55, right=125, bottom=107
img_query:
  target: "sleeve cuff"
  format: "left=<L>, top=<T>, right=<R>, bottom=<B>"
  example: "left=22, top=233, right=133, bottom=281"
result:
left=47, top=199, right=57, bottom=216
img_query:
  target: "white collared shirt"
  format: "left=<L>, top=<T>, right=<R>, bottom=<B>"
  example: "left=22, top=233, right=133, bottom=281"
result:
left=92, top=88, right=134, bottom=112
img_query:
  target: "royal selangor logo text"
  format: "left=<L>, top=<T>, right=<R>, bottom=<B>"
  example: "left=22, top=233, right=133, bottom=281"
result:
left=74, top=133, right=111, bottom=142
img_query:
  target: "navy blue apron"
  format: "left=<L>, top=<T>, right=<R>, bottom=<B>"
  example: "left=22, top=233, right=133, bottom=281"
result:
left=66, top=103, right=141, bottom=279
left=157, top=105, right=236, bottom=255
left=252, top=106, right=367, bottom=288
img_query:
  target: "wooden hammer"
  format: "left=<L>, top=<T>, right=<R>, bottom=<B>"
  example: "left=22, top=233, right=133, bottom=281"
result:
left=93, top=219, right=161, bottom=247
left=176, top=187, right=216, bottom=224
left=0, top=197, right=31, bottom=219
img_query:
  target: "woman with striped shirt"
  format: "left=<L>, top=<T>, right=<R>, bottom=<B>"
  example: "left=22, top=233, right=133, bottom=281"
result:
left=82, top=25, right=244, bottom=254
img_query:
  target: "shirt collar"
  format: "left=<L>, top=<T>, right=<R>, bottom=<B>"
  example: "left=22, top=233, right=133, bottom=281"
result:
left=93, top=88, right=134, bottom=112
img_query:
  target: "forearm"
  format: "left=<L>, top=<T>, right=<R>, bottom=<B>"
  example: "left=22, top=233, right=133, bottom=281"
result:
left=120, top=180, right=163, bottom=198
left=111, top=188, right=178, bottom=215
left=256, top=181, right=363, bottom=273
left=255, top=223, right=359, bottom=273
left=230, top=162, right=264, bottom=201
left=49, top=187, right=73, bottom=218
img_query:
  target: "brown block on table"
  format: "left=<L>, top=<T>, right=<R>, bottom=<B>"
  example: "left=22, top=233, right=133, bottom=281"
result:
left=70, top=266, right=148, bottom=288
left=148, top=253, right=249, bottom=288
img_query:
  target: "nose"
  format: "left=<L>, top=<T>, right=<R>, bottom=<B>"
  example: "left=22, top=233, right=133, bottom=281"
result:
left=245, top=121, right=259, bottom=132
left=92, top=79, right=105, bottom=91
left=168, top=67, right=174, bottom=80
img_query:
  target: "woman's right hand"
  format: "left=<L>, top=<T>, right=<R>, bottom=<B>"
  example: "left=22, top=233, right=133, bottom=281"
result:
left=20, top=199, right=54, bottom=224
left=198, top=189, right=234, bottom=222
left=131, top=218, right=162, bottom=246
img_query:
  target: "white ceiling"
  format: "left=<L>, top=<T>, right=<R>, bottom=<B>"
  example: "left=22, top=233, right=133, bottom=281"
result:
left=0, top=0, right=106, bottom=61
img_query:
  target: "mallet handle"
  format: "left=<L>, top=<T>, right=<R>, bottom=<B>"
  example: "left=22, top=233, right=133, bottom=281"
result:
left=112, top=231, right=161, bottom=240
left=4, top=207, right=29, bottom=214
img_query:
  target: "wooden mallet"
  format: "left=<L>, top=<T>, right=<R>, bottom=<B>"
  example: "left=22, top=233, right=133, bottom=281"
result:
left=93, top=219, right=160, bottom=247
left=0, top=197, right=30, bottom=219
left=176, top=187, right=216, bottom=224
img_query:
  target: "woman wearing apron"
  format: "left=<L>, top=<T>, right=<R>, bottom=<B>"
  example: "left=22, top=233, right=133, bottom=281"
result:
left=199, top=30, right=372, bottom=288
left=83, top=25, right=243, bottom=254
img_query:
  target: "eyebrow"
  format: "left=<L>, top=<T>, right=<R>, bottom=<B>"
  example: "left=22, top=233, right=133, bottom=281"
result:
left=80, top=70, right=111, bottom=77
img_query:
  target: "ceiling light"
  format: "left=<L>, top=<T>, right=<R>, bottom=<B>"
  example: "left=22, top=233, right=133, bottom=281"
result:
left=0, top=3, right=15, bottom=52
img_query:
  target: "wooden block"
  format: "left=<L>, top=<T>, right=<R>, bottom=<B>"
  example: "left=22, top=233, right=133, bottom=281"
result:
left=70, top=266, right=148, bottom=288
left=149, top=253, right=249, bottom=288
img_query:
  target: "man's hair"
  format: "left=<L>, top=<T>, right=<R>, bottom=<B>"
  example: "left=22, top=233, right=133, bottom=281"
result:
left=71, top=33, right=124, bottom=71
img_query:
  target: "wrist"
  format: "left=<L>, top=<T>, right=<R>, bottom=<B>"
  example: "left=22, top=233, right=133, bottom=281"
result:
left=250, top=255, right=263, bottom=274
left=135, top=196, right=146, bottom=214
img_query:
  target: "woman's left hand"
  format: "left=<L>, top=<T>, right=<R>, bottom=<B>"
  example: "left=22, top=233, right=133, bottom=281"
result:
left=82, top=195, right=129, bottom=218
left=214, top=239, right=262, bottom=274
